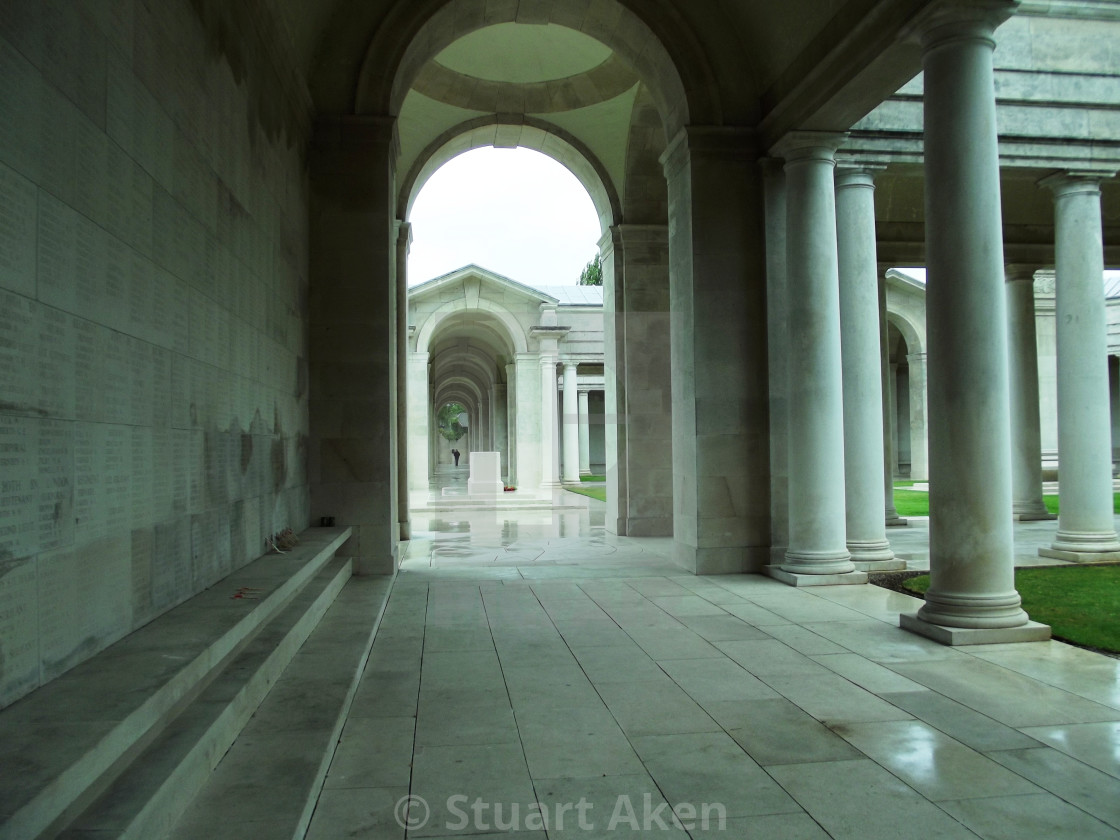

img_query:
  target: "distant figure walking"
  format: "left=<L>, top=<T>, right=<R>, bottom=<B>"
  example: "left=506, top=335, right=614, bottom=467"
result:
left=452, top=448, right=460, bottom=466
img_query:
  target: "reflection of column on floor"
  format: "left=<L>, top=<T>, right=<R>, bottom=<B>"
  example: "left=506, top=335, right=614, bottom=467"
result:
left=836, top=166, right=900, bottom=570
left=771, top=130, right=862, bottom=586
left=562, top=362, right=580, bottom=483
left=577, top=389, right=591, bottom=475
left=1039, top=172, right=1120, bottom=561
left=880, top=274, right=906, bottom=526
left=902, top=0, right=1045, bottom=644
left=1005, top=265, right=1053, bottom=520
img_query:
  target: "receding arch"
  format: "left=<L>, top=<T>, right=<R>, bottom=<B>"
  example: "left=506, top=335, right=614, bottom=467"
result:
left=886, top=307, right=925, bottom=357
left=352, top=0, right=716, bottom=137
left=415, top=296, right=531, bottom=356
left=399, top=116, right=622, bottom=233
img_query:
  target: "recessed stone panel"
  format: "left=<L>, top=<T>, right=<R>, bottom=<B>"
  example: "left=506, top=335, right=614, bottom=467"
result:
left=151, top=517, right=190, bottom=613
left=0, top=289, right=38, bottom=416
left=0, top=414, right=38, bottom=562
left=0, top=555, right=39, bottom=709
left=38, top=534, right=132, bottom=681
left=0, top=163, right=36, bottom=296
left=37, top=418, right=73, bottom=553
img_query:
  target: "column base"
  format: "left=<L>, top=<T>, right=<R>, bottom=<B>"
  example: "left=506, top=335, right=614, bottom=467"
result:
left=1014, top=512, right=1057, bottom=521
left=900, top=612, right=1051, bottom=646
left=852, top=558, right=908, bottom=572
left=1039, top=547, right=1120, bottom=563
left=847, top=539, right=900, bottom=568
left=886, top=517, right=910, bottom=527
left=767, top=566, right=868, bottom=587
left=1013, top=500, right=1055, bottom=521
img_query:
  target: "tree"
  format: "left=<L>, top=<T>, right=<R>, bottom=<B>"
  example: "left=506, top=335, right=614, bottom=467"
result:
left=436, top=402, right=468, bottom=442
left=579, top=253, right=603, bottom=286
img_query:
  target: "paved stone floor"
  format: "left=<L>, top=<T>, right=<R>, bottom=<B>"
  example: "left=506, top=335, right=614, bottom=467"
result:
left=304, top=489, right=1120, bottom=839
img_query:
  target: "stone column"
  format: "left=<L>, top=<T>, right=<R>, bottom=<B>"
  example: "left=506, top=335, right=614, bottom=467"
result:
left=505, top=363, right=518, bottom=485
left=494, top=383, right=508, bottom=482
left=762, top=159, right=790, bottom=564
left=395, top=222, right=411, bottom=540
left=1033, top=273, right=1060, bottom=474
left=540, top=355, right=560, bottom=489
left=309, top=116, right=399, bottom=575
left=578, top=389, right=591, bottom=475
left=514, top=354, right=540, bottom=489
left=407, top=353, right=430, bottom=491
left=906, top=352, right=929, bottom=482
left=770, top=131, right=862, bottom=586
left=901, top=1, right=1047, bottom=643
left=1005, top=265, right=1053, bottom=520
left=836, top=167, right=901, bottom=570
left=880, top=274, right=907, bottom=526
left=561, top=361, right=580, bottom=483
left=603, top=225, right=674, bottom=537
left=662, top=128, right=769, bottom=573
left=1038, top=172, right=1120, bottom=561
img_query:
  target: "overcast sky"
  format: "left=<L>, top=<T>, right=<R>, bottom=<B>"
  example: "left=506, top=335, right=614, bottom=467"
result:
left=407, top=147, right=602, bottom=287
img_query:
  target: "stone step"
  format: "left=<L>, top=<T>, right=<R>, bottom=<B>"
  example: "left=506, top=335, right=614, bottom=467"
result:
left=163, top=574, right=395, bottom=840
left=0, top=527, right=352, bottom=840
left=56, top=555, right=356, bottom=840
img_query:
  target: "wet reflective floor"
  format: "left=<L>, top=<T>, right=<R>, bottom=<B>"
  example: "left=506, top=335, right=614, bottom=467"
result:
left=303, top=481, right=1120, bottom=840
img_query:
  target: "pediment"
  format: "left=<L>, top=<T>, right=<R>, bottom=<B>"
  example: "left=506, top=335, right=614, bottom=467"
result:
left=409, top=265, right=559, bottom=307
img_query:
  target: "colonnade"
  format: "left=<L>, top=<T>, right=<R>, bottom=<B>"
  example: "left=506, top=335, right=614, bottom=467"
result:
left=763, top=0, right=1115, bottom=642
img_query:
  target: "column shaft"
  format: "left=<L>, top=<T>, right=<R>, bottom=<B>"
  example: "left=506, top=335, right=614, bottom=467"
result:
left=1005, top=267, right=1052, bottom=519
left=880, top=275, right=906, bottom=526
left=773, top=132, right=860, bottom=584
left=578, top=390, right=591, bottom=475
left=904, top=2, right=1043, bottom=641
left=1040, top=174, right=1120, bottom=559
left=562, top=363, right=580, bottom=483
left=836, top=169, right=899, bottom=569
left=540, top=356, right=560, bottom=489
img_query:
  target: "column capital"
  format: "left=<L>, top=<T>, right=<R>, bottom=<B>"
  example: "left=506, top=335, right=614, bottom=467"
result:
left=835, top=166, right=883, bottom=190
left=902, top=0, right=1019, bottom=50
left=1038, top=170, right=1116, bottom=198
left=770, top=131, right=848, bottom=163
left=396, top=221, right=413, bottom=252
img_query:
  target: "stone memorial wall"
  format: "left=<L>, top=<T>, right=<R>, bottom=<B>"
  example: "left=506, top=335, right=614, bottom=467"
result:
left=0, top=0, right=311, bottom=707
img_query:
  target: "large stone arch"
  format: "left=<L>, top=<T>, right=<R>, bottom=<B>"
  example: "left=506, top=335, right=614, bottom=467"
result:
left=414, top=297, right=530, bottom=356
left=352, top=0, right=717, bottom=137
left=399, top=116, right=622, bottom=233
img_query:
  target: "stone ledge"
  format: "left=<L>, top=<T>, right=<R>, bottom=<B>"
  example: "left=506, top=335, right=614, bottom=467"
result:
left=900, top=612, right=1052, bottom=645
left=767, top=567, right=869, bottom=587
left=1038, top=547, right=1120, bottom=563
left=852, top=558, right=908, bottom=572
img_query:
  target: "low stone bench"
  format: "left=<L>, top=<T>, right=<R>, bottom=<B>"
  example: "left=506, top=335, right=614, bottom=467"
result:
left=0, top=527, right=352, bottom=840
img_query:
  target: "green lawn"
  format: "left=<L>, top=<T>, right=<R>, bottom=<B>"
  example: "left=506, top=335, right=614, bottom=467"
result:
left=565, top=486, right=606, bottom=502
left=583, top=474, right=606, bottom=482
left=890, top=486, right=1120, bottom=517
left=902, top=566, right=1120, bottom=654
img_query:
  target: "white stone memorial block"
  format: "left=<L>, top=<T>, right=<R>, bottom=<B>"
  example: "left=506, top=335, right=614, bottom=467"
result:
left=467, top=451, right=504, bottom=495
left=0, top=556, right=39, bottom=708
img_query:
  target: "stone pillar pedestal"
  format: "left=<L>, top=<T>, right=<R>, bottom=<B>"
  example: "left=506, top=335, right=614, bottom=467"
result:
left=900, top=1, right=1048, bottom=644
left=770, top=131, right=864, bottom=587
left=578, top=389, right=591, bottom=475
left=662, top=128, right=769, bottom=572
left=561, top=362, right=580, bottom=483
left=309, top=116, right=400, bottom=575
left=836, top=167, right=902, bottom=571
left=1005, top=265, right=1054, bottom=521
left=1038, top=172, right=1120, bottom=561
